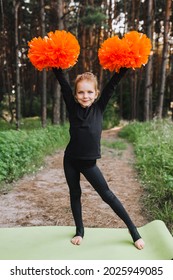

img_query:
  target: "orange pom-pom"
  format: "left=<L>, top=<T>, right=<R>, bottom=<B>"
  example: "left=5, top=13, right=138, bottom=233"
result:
left=122, top=31, right=152, bottom=69
left=98, top=31, right=152, bottom=72
left=98, top=36, right=126, bottom=72
left=28, top=36, right=49, bottom=71
left=28, top=30, right=80, bottom=71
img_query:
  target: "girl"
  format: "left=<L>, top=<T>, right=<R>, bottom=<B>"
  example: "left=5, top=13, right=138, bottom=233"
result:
left=53, top=67, right=145, bottom=250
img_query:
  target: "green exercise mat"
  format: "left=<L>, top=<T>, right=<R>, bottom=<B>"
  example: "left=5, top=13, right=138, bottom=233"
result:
left=0, top=220, right=172, bottom=260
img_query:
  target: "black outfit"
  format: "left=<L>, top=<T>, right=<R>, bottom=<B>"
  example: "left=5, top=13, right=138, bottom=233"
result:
left=53, top=68, right=141, bottom=242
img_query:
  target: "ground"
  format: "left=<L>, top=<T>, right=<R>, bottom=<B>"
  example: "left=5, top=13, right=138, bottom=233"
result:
left=0, top=128, right=149, bottom=230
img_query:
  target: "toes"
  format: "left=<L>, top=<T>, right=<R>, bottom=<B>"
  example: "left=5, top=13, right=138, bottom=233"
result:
left=134, top=238, right=145, bottom=250
left=71, top=236, right=83, bottom=245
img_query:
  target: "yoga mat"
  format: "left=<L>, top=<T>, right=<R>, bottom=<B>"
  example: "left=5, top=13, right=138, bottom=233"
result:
left=0, top=220, right=172, bottom=260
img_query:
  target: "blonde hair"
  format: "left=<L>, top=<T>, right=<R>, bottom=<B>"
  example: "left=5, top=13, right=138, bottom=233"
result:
left=74, top=72, right=100, bottom=98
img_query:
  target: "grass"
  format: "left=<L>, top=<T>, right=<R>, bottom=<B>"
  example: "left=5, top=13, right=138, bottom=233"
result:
left=119, top=119, right=173, bottom=234
left=0, top=117, right=48, bottom=131
left=0, top=118, right=69, bottom=185
left=102, top=139, right=127, bottom=150
left=101, top=139, right=127, bottom=156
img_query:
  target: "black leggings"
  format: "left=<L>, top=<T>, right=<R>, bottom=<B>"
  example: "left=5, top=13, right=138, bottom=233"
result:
left=63, top=155, right=141, bottom=242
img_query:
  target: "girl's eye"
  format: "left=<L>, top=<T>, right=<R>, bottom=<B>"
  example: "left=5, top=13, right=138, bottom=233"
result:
left=77, top=91, right=93, bottom=94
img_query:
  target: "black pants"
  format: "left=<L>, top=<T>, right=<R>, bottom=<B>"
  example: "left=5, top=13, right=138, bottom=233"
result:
left=63, top=155, right=141, bottom=242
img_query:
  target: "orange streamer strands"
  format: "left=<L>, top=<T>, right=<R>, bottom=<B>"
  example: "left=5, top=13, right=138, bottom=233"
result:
left=28, top=30, right=80, bottom=71
left=28, top=36, right=49, bottom=71
left=98, top=36, right=127, bottom=72
left=98, top=31, right=152, bottom=72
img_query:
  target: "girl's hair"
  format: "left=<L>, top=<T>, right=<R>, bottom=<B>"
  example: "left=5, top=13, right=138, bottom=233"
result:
left=74, top=72, right=100, bottom=97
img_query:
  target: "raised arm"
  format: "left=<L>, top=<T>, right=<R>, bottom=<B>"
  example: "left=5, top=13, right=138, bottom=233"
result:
left=98, top=67, right=128, bottom=112
left=52, top=68, right=75, bottom=111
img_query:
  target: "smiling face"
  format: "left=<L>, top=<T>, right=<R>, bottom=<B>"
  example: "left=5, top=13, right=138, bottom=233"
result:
left=75, top=80, right=98, bottom=108
left=74, top=72, right=99, bottom=108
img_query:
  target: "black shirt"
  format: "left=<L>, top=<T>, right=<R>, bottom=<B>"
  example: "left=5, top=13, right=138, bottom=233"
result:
left=53, top=68, right=127, bottom=160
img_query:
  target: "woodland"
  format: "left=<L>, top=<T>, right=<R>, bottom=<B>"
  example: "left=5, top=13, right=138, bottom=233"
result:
left=0, top=0, right=173, bottom=129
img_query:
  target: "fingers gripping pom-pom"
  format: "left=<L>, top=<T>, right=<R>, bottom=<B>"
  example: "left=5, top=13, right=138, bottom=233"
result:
left=28, top=30, right=80, bottom=71
left=98, top=31, right=152, bottom=72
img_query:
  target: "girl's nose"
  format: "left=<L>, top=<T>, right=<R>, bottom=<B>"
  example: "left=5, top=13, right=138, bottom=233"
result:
left=83, top=92, right=88, bottom=98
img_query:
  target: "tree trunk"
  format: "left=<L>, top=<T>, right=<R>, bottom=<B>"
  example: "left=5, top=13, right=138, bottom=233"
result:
left=52, top=81, right=61, bottom=124
left=52, top=0, right=65, bottom=125
left=40, top=0, right=47, bottom=128
left=144, top=0, right=153, bottom=121
left=157, top=0, right=172, bottom=118
left=14, top=0, right=21, bottom=130
left=132, top=71, right=137, bottom=120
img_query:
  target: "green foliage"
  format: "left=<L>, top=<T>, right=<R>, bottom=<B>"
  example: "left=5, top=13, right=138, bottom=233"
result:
left=81, top=6, right=107, bottom=26
left=0, top=121, right=69, bottom=184
left=119, top=119, right=173, bottom=233
left=119, top=121, right=146, bottom=142
left=103, top=99, right=120, bottom=129
left=102, top=139, right=127, bottom=151
left=0, top=119, right=15, bottom=131
left=0, top=117, right=48, bottom=131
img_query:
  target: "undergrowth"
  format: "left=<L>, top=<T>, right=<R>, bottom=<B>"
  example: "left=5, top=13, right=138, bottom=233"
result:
left=119, top=119, right=173, bottom=234
left=0, top=119, right=69, bottom=185
left=102, top=139, right=127, bottom=150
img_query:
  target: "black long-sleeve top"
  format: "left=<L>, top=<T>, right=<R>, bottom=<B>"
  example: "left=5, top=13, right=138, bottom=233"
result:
left=53, top=68, right=127, bottom=160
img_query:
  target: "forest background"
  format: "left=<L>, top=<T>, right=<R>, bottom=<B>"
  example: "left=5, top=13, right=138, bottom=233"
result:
left=0, top=0, right=173, bottom=129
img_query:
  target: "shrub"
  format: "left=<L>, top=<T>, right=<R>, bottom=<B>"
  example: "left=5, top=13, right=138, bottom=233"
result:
left=119, top=119, right=173, bottom=233
left=0, top=123, right=69, bottom=184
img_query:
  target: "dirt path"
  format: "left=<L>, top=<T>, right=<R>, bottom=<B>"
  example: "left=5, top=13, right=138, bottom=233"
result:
left=0, top=128, right=149, bottom=229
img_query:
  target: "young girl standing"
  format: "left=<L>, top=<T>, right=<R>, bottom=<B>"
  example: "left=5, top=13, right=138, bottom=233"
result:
left=53, top=67, right=145, bottom=250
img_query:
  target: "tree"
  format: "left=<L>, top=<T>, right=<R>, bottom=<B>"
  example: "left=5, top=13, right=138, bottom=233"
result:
left=40, top=0, right=47, bottom=128
left=14, top=0, right=21, bottom=129
left=52, top=0, right=65, bottom=125
left=144, top=0, right=153, bottom=121
left=157, top=0, right=172, bottom=118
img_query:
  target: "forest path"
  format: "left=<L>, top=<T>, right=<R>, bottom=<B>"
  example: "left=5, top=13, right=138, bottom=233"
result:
left=0, top=128, right=149, bottom=229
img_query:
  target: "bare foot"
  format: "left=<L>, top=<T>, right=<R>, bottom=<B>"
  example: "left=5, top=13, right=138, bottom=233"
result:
left=134, top=238, right=145, bottom=250
left=71, top=236, right=83, bottom=245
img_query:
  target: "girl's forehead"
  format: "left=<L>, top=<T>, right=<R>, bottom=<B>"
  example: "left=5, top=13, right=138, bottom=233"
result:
left=77, top=80, right=95, bottom=89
